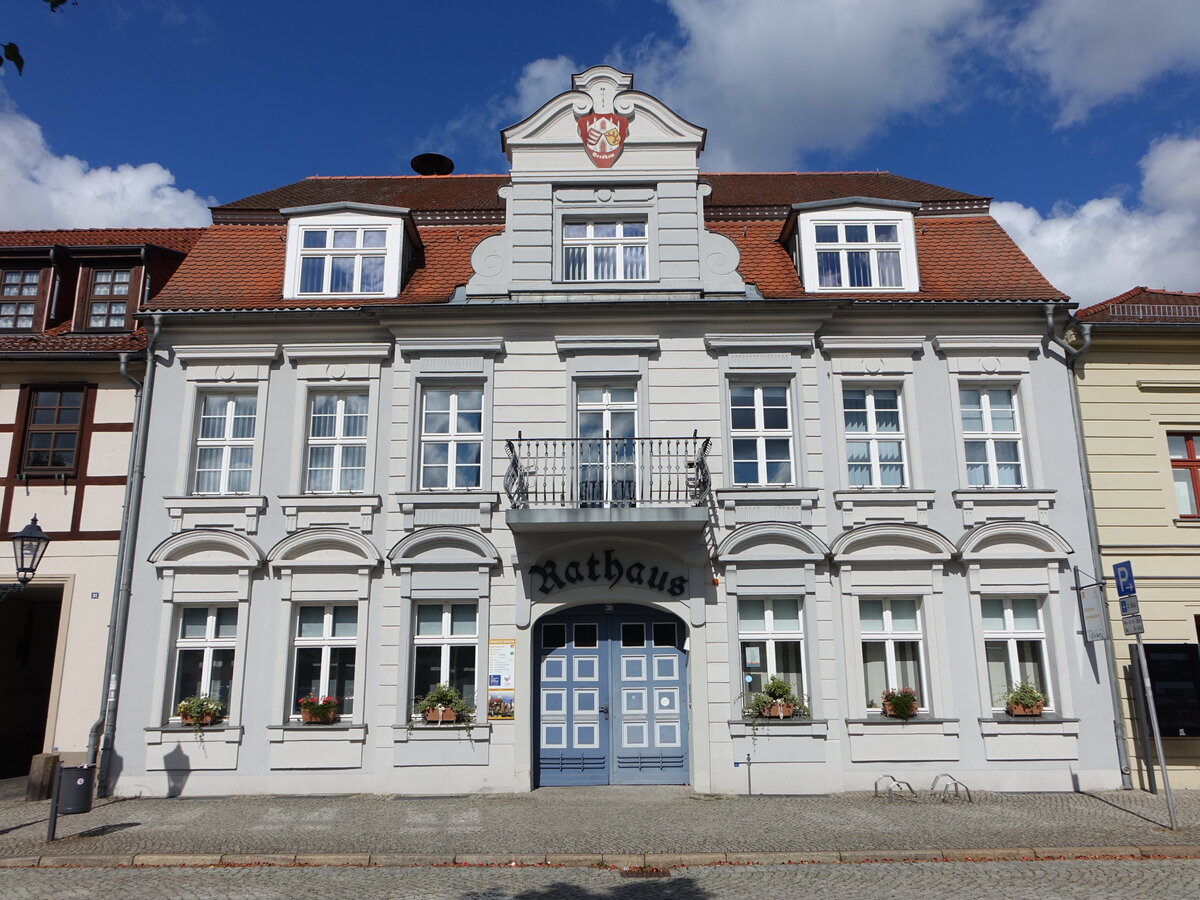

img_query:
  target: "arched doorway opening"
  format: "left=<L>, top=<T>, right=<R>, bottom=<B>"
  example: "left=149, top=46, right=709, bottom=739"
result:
left=534, top=603, right=689, bottom=786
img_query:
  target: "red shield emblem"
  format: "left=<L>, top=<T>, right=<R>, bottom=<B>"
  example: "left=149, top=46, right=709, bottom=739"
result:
left=578, top=113, right=629, bottom=168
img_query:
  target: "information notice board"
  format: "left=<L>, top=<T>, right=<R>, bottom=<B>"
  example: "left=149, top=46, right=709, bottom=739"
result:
left=487, top=639, right=516, bottom=720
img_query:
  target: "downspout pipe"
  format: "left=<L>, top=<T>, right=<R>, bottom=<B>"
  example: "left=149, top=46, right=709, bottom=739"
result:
left=47, top=246, right=63, bottom=323
left=1046, top=303, right=1132, bottom=789
left=87, top=312, right=162, bottom=796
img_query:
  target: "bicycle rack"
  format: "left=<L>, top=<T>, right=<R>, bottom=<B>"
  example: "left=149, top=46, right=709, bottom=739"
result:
left=873, top=774, right=916, bottom=802
left=929, top=773, right=973, bottom=803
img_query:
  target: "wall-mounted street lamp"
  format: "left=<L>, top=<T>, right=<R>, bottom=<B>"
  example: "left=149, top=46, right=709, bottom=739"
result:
left=2, top=516, right=50, bottom=600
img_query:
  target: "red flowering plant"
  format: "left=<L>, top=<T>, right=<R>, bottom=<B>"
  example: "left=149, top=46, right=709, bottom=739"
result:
left=296, top=694, right=339, bottom=723
left=881, top=686, right=918, bottom=719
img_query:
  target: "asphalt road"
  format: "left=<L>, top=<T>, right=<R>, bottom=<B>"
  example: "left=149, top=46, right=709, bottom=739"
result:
left=2, top=859, right=1198, bottom=899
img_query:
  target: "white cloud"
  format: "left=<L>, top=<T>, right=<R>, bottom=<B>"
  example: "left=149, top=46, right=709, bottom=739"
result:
left=0, top=96, right=213, bottom=230
left=1007, top=0, right=1200, bottom=127
left=992, top=135, right=1200, bottom=306
left=625, top=0, right=986, bottom=170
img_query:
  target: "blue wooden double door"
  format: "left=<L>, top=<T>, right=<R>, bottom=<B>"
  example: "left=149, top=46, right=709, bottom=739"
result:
left=536, top=604, right=689, bottom=786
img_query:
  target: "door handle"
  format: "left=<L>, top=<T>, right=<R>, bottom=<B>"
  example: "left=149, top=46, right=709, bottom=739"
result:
left=599, top=705, right=610, bottom=720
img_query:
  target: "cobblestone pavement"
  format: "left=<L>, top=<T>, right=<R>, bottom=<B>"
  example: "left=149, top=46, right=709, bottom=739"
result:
left=1, top=784, right=1197, bottom=861
left=1, top=859, right=1198, bottom=899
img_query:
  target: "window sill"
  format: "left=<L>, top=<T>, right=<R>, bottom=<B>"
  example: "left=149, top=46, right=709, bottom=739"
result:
left=394, top=722, right=490, bottom=743
left=847, top=716, right=959, bottom=735
left=395, top=491, right=500, bottom=532
left=728, top=718, right=829, bottom=738
left=715, top=487, right=820, bottom=529
left=267, top=723, right=367, bottom=742
left=277, top=493, right=381, bottom=532
left=164, top=495, right=267, bottom=534
left=979, top=714, right=1079, bottom=736
left=144, top=724, right=244, bottom=745
left=1173, top=518, right=1200, bottom=528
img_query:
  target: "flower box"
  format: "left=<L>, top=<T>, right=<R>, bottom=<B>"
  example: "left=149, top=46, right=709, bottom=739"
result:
left=301, top=708, right=338, bottom=725
left=424, top=707, right=457, bottom=724
left=1006, top=701, right=1045, bottom=717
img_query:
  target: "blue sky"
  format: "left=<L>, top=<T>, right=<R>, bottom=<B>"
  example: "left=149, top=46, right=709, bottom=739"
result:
left=2, top=0, right=1198, bottom=305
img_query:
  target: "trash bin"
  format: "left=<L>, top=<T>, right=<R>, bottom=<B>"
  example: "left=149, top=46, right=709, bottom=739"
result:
left=56, top=765, right=94, bottom=815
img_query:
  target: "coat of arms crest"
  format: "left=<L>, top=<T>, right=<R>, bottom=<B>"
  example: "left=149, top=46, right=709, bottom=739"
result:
left=577, top=112, right=629, bottom=168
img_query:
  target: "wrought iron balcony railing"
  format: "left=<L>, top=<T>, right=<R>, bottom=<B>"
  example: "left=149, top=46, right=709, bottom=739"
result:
left=504, top=433, right=711, bottom=509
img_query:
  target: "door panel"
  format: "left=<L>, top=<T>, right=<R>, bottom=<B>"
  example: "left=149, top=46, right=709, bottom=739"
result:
left=536, top=604, right=688, bottom=786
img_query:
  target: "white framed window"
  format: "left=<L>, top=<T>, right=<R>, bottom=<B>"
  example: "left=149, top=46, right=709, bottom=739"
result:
left=87, top=269, right=132, bottom=329
left=738, top=597, right=804, bottom=698
left=860, top=597, right=926, bottom=711
left=577, top=383, right=639, bottom=506
left=304, top=391, right=369, bottom=492
left=419, top=387, right=483, bottom=490
left=813, top=221, right=904, bottom=289
left=298, top=226, right=386, bottom=294
left=730, top=383, right=793, bottom=485
left=844, top=386, right=906, bottom=487
left=1, top=270, right=39, bottom=329
left=960, top=386, right=1024, bottom=487
left=982, top=597, right=1049, bottom=709
left=172, top=606, right=237, bottom=715
left=412, top=601, right=478, bottom=711
left=193, top=393, right=257, bottom=494
left=291, top=604, right=358, bottom=717
left=562, top=219, right=647, bottom=281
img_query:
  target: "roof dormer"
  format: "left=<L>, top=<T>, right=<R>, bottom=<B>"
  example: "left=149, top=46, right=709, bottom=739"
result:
left=781, top=197, right=921, bottom=294
left=281, top=202, right=422, bottom=301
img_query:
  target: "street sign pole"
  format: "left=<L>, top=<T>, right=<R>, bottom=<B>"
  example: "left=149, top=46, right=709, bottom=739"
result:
left=1074, top=566, right=1133, bottom=790
left=1114, top=561, right=1177, bottom=830
left=1133, top=632, right=1177, bottom=830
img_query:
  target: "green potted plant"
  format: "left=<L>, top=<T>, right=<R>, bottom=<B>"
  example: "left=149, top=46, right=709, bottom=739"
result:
left=881, top=686, right=918, bottom=719
left=176, top=695, right=223, bottom=733
left=1004, top=680, right=1047, bottom=716
left=746, top=676, right=809, bottom=720
left=417, top=683, right=474, bottom=724
left=297, top=694, right=339, bottom=724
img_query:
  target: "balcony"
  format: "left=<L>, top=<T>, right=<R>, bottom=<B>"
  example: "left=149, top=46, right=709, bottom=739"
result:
left=503, top=434, right=711, bottom=532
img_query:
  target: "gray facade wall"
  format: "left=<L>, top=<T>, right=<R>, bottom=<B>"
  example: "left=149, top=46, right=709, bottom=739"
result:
left=109, top=302, right=1121, bottom=796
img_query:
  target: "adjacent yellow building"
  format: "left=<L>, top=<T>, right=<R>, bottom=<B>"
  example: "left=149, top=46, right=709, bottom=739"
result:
left=1076, top=287, right=1200, bottom=787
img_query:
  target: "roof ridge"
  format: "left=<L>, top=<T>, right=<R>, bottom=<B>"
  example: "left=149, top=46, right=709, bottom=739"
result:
left=1078, top=286, right=1149, bottom=317
left=304, top=174, right=508, bottom=180
left=704, top=170, right=892, bottom=176
left=0, top=226, right=205, bottom=235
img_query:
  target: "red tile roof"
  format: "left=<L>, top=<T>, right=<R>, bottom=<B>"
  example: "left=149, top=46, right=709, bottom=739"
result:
left=213, top=172, right=984, bottom=219
left=0, top=228, right=203, bottom=253
left=0, top=321, right=146, bottom=354
left=703, top=172, right=985, bottom=208
left=1077, top=287, right=1200, bottom=323
left=710, top=216, right=1060, bottom=301
left=138, top=173, right=1059, bottom=310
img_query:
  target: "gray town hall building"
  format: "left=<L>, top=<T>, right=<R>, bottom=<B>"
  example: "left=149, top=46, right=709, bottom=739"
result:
left=105, top=67, right=1120, bottom=796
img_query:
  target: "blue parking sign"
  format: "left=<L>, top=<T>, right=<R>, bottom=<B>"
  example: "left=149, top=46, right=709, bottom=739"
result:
left=1113, top=561, right=1136, bottom=598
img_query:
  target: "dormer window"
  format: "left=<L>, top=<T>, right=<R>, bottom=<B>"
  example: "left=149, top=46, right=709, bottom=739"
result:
left=1, top=270, right=39, bottom=329
left=299, top=227, right=386, bottom=294
left=87, top=268, right=132, bottom=329
left=788, top=198, right=919, bottom=293
left=814, top=221, right=902, bottom=288
left=562, top=219, right=647, bottom=281
left=281, top=202, right=418, bottom=301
